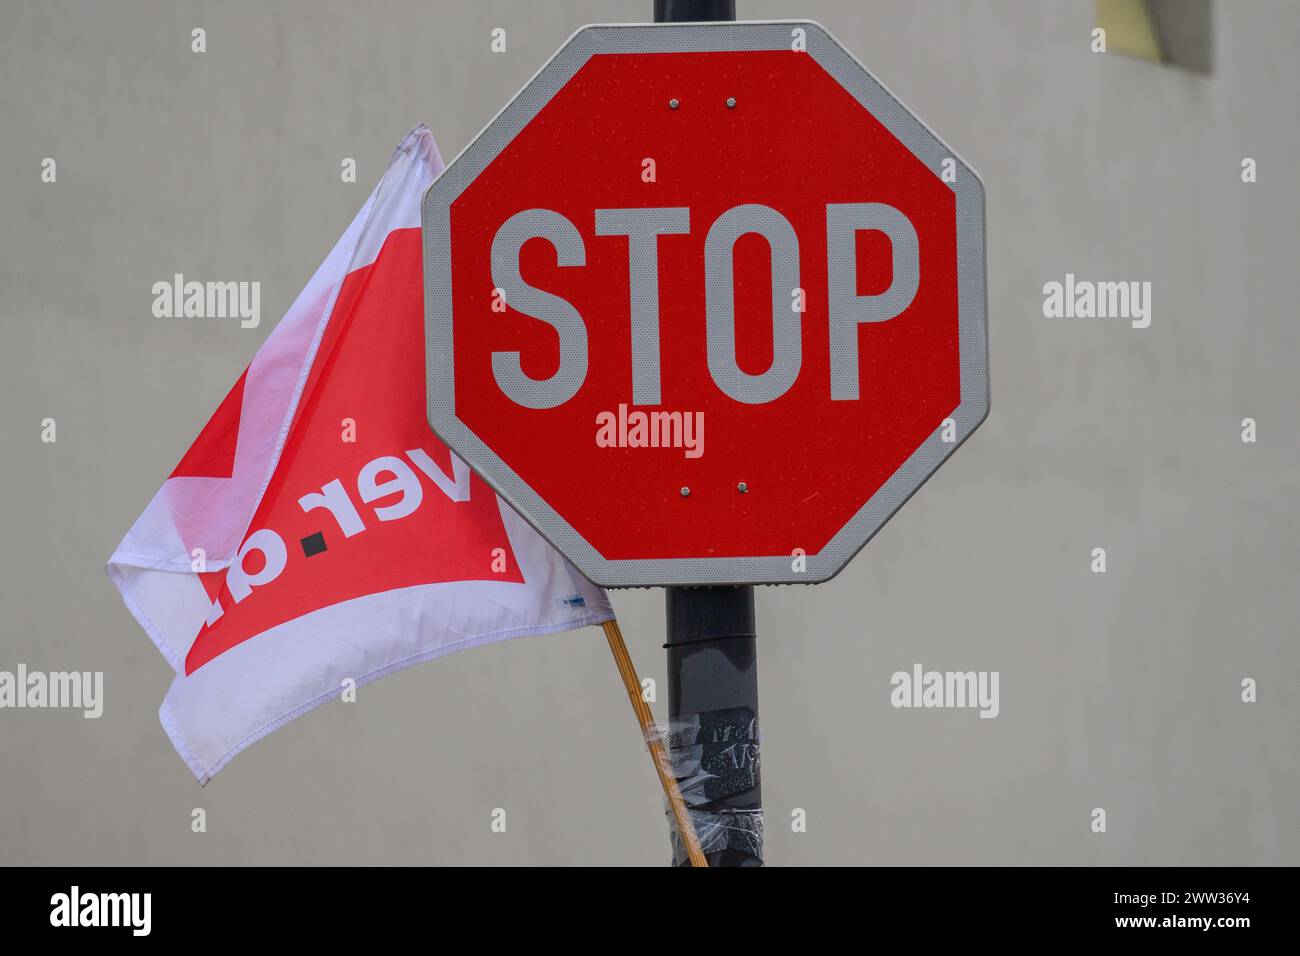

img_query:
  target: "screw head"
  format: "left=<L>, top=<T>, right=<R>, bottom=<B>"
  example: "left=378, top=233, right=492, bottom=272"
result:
left=669, top=98, right=680, bottom=110
left=726, top=97, right=737, bottom=108
left=737, top=482, right=748, bottom=493
left=680, top=486, right=691, bottom=497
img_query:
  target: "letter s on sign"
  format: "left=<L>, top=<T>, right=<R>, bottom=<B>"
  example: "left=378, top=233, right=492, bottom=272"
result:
left=490, top=209, right=589, bottom=409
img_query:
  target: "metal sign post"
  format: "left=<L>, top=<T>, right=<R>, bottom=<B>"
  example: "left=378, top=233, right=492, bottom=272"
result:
left=653, top=0, right=762, bottom=869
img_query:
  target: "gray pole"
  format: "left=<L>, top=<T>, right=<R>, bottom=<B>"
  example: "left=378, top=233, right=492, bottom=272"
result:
left=652, top=0, right=762, bottom=868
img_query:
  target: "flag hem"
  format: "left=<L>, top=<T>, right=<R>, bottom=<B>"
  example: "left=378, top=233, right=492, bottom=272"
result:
left=105, top=562, right=187, bottom=674
left=160, top=609, right=616, bottom=785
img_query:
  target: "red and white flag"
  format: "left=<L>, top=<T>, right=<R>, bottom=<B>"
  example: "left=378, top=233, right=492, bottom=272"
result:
left=108, top=126, right=612, bottom=783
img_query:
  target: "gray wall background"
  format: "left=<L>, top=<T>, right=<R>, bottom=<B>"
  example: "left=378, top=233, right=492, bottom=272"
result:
left=1, top=0, right=1296, bottom=865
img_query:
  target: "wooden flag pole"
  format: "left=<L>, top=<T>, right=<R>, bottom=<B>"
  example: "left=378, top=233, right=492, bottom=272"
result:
left=601, top=619, right=709, bottom=867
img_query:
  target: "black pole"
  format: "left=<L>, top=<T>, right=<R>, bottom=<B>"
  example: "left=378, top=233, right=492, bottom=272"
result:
left=665, top=587, right=761, bottom=866
left=653, top=0, right=735, bottom=21
left=654, top=0, right=761, bottom=868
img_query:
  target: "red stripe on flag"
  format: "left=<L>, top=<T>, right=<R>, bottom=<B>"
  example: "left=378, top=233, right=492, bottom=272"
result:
left=184, top=228, right=522, bottom=674
left=170, top=368, right=248, bottom=480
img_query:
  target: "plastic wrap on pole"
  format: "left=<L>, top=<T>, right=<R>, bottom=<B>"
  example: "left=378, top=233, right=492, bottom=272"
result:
left=646, top=712, right=763, bottom=865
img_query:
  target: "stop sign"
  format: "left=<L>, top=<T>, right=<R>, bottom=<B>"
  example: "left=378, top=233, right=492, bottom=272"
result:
left=423, top=21, right=987, bottom=587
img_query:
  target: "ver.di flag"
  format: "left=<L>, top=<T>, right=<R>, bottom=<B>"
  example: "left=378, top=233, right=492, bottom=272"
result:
left=107, top=126, right=612, bottom=784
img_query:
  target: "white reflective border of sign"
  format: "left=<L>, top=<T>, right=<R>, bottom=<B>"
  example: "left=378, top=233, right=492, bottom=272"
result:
left=423, top=21, right=988, bottom=588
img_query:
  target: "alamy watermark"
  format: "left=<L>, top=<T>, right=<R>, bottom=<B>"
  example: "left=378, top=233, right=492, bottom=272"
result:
left=595, top=404, right=704, bottom=458
left=152, top=274, right=260, bottom=328
left=0, top=665, right=102, bottom=717
left=50, top=886, right=150, bottom=936
left=890, top=663, right=999, bottom=718
left=1042, top=273, right=1151, bottom=329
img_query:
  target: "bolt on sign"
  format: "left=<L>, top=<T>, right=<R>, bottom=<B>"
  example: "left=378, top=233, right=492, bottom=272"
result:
left=423, top=21, right=988, bottom=587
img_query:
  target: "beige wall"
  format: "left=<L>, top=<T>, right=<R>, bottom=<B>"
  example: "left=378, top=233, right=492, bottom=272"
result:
left=1, top=0, right=1296, bottom=865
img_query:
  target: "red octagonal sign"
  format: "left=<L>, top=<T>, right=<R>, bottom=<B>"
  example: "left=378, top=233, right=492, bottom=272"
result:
left=423, top=21, right=987, bottom=586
